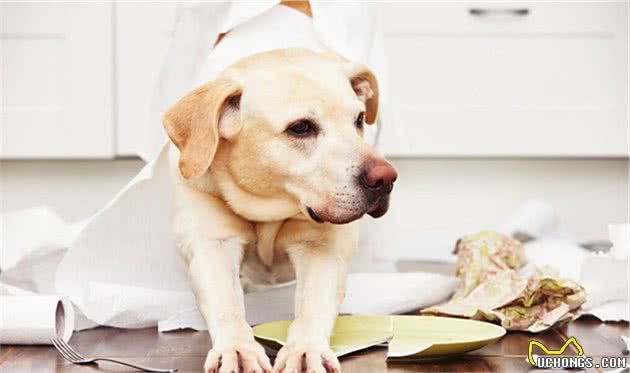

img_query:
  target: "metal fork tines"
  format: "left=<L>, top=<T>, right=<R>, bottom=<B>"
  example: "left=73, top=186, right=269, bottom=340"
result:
left=51, top=338, right=177, bottom=373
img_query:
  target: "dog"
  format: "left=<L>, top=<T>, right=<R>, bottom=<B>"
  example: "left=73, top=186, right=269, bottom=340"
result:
left=164, top=47, right=397, bottom=373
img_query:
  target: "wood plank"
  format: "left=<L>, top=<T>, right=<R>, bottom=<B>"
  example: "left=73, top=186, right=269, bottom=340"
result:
left=1, top=318, right=627, bottom=372
left=560, top=316, right=629, bottom=357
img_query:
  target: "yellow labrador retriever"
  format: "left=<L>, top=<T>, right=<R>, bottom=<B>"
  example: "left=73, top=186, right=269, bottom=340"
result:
left=164, top=48, right=397, bottom=373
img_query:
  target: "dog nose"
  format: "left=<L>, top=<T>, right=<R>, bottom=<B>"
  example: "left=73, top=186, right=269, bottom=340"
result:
left=360, top=161, right=398, bottom=194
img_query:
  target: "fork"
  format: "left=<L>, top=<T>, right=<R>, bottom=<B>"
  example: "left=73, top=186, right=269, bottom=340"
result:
left=51, top=338, right=177, bottom=372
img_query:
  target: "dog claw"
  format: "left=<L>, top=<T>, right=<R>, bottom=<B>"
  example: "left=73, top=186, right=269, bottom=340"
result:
left=204, top=340, right=272, bottom=373
left=272, top=343, right=339, bottom=373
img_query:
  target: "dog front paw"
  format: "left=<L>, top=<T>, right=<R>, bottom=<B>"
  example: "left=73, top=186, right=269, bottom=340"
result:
left=272, top=342, right=340, bottom=373
left=204, top=339, right=272, bottom=373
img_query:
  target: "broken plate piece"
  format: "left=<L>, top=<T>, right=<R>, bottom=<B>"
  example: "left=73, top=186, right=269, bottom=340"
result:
left=253, top=315, right=505, bottom=360
left=254, top=315, right=392, bottom=357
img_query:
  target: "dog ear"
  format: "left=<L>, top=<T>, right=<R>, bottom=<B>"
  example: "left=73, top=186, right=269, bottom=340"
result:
left=346, top=64, right=379, bottom=124
left=163, top=78, right=242, bottom=179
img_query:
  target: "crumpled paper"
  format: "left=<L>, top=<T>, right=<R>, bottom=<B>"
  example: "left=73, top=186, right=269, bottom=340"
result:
left=423, top=231, right=587, bottom=332
left=580, top=224, right=629, bottom=321
left=451, top=231, right=526, bottom=299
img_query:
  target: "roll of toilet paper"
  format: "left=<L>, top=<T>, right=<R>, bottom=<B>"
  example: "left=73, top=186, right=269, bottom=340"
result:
left=0, top=296, right=74, bottom=344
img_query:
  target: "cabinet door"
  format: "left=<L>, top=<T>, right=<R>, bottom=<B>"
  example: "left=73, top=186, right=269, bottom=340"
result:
left=1, top=2, right=114, bottom=158
left=115, top=2, right=177, bottom=156
left=379, top=1, right=628, bottom=157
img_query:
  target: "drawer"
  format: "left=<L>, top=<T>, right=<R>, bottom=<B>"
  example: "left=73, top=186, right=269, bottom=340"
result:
left=380, top=2, right=626, bottom=35
left=377, top=1, right=628, bottom=157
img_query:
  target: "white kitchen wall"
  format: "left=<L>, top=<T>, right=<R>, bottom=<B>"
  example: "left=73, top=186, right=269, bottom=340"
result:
left=384, top=158, right=629, bottom=243
left=1, top=158, right=626, bottom=244
left=0, top=160, right=143, bottom=222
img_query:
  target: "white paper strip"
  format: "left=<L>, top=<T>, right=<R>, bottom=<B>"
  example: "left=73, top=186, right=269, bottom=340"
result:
left=0, top=296, right=74, bottom=344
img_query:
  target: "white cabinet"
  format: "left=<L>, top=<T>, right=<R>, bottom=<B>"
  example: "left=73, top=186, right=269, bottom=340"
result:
left=1, top=2, right=627, bottom=159
left=379, top=2, right=628, bottom=157
left=115, top=2, right=176, bottom=156
left=1, top=2, right=114, bottom=158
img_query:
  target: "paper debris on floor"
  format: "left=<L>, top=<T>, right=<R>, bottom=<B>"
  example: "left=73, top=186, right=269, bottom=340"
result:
left=422, top=231, right=587, bottom=332
left=167, top=271, right=459, bottom=331
left=581, top=224, right=629, bottom=322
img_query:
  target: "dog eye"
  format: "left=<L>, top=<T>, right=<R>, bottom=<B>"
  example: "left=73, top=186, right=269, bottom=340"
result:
left=286, top=120, right=316, bottom=137
left=355, top=112, right=365, bottom=130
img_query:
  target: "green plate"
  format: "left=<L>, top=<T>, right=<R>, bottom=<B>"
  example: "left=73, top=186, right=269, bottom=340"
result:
left=253, top=315, right=506, bottom=360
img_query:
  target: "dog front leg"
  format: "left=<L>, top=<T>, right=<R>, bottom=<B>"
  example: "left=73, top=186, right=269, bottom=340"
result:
left=187, top=238, right=272, bottom=373
left=172, top=181, right=271, bottom=373
left=273, top=244, right=349, bottom=373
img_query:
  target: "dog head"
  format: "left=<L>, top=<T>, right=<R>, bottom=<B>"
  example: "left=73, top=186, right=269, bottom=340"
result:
left=164, top=49, right=397, bottom=224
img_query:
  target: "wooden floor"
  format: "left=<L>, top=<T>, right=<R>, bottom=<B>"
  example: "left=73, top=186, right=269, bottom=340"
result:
left=1, top=316, right=627, bottom=373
